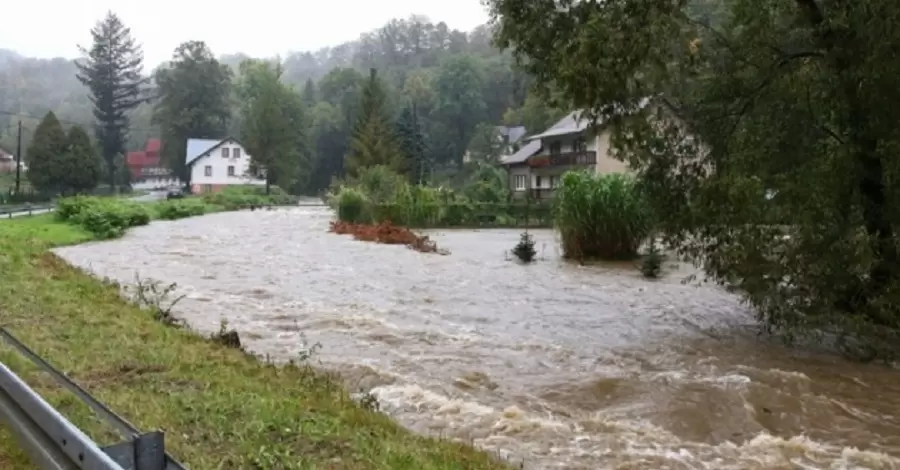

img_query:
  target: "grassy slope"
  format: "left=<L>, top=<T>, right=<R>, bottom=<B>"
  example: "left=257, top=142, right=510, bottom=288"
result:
left=0, top=214, right=510, bottom=470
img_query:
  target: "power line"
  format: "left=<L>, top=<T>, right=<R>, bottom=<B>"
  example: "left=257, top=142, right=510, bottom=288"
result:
left=0, top=110, right=158, bottom=133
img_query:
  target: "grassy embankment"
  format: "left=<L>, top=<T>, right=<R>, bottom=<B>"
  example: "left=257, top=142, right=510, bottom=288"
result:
left=0, top=189, right=510, bottom=469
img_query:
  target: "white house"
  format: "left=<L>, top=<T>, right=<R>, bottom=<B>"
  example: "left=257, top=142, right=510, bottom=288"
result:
left=185, top=137, right=265, bottom=194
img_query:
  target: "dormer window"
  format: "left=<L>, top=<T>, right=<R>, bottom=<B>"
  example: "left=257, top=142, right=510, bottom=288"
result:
left=221, top=147, right=230, bottom=158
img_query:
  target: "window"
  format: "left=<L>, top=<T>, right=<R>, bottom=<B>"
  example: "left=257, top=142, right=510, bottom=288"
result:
left=233, top=148, right=241, bottom=158
left=204, top=165, right=212, bottom=176
left=549, top=141, right=562, bottom=156
left=204, top=185, right=213, bottom=192
left=227, top=165, right=235, bottom=176
left=535, top=175, right=543, bottom=189
left=513, top=174, right=526, bottom=191
left=221, top=147, right=230, bottom=158
left=550, top=176, right=558, bottom=189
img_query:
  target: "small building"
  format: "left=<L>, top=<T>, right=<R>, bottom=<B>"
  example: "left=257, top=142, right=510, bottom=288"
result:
left=500, top=110, right=630, bottom=199
left=127, top=138, right=181, bottom=190
left=185, top=137, right=264, bottom=194
left=0, top=147, right=23, bottom=174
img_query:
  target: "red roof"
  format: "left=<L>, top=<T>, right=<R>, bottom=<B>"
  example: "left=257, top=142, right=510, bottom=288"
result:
left=146, top=138, right=161, bottom=154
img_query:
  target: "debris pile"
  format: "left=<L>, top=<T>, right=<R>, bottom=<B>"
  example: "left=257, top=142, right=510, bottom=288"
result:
left=329, top=221, right=447, bottom=254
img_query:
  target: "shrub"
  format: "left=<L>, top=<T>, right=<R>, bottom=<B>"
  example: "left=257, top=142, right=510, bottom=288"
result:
left=512, top=231, right=537, bottom=263
left=156, top=199, right=209, bottom=220
left=336, top=188, right=371, bottom=223
left=554, top=171, right=653, bottom=261
left=57, top=196, right=151, bottom=239
left=201, top=185, right=295, bottom=210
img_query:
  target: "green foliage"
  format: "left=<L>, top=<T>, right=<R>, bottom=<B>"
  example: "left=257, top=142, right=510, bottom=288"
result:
left=200, top=185, right=295, bottom=210
left=488, top=0, right=900, bottom=356
left=237, top=60, right=310, bottom=194
left=512, top=231, right=537, bottom=263
left=554, top=172, right=653, bottom=261
left=58, top=125, right=103, bottom=194
left=395, top=106, right=428, bottom=183
left=75, top=12, right=148, bottom=189
left=155, top=199, right=210, bottom=220
left=153, top=41, right=233, bottom=184
left=344, top=69, right=403, bottom=177
left=25, top=111, right=68, bottom=193
left=331, top=165, right=538, bottom=228
left=335, top=187, right=371, bottom=223
left=56, top=196, right=151, bottom=239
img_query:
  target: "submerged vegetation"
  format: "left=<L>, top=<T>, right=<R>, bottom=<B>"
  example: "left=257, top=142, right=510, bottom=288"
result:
left=553, top=172, right=653, bottom=261
left=512, top=231, right=537, bottom=263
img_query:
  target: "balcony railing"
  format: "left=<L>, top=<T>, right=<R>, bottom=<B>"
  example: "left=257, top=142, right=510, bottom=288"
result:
left=527, top=150, right=597, bottom=168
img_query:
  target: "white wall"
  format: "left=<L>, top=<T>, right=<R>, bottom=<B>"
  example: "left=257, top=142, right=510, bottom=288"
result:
left=189, top=140, right=265, bottom=186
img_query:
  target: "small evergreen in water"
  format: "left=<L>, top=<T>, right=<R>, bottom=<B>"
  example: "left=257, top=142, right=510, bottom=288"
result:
left=641, top=241, right=663, bottom=278
left=512, top=231, right=537, bottom=263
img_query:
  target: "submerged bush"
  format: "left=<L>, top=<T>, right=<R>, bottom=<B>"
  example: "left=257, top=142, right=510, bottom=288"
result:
left=512, top=231, right=537, bottom=263
left=156, top=199, right=209, bottom=220
left=201, top=185, right=295, bottom=209
left=554, top=171, right=653, bottom=260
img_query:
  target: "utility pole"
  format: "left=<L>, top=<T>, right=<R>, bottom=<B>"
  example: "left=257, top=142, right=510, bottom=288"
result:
left=14, top=120, right=22, bottom=195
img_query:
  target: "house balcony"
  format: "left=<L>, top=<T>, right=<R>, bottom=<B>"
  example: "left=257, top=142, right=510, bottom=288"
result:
left=527, top=150, right=597, bottom=168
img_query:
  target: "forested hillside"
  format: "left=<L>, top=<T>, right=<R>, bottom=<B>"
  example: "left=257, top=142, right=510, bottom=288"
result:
left=0, top=16, right=565, bottom=193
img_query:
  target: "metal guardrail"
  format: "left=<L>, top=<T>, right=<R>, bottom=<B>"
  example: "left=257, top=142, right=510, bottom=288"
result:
left=0, top=328, right=186, bottom=469
left=0, top=205, right=55, bottom=218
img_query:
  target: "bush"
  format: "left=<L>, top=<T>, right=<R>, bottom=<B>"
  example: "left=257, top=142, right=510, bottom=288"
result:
left=156, top=199, right=209, bottom=220
left=336, top=188, right=371, bottom=223
left=201, top=185, right=296, bottom=210
left=554, top=171, right=653, bottom=260
left=512, top=231, right=537, bottom=263
left=57, top=196, right=151, bottom=239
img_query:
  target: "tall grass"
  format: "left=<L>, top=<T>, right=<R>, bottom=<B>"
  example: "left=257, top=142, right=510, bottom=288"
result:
left=553, top=171, right=653, bottom=260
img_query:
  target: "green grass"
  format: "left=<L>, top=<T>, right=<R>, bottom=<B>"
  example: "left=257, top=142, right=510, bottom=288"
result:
left=0, top=213, right=511, bottom=469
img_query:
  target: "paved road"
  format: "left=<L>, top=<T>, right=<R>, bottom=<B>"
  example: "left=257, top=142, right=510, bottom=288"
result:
left=2, top=191, right=169, bottom=219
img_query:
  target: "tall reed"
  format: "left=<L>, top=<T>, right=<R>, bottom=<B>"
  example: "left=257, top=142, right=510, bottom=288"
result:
left=553, top=171, right=653, bottom=260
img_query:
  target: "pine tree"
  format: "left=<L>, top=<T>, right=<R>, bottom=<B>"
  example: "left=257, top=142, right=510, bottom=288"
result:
left=395, top=105, right=428, bottom=184
left=344, top=68, right=401, bottom=177
left=59, top=125, right=103, bottom=194
left=301, top=78, right=317, bottom=107
left=25, top=112, right=67, bottom=193
left=76, top=11, right=148, bottom=191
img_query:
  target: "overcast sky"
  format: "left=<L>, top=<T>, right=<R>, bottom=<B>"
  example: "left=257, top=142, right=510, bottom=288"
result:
left=3, top=0, right=490, bottom=67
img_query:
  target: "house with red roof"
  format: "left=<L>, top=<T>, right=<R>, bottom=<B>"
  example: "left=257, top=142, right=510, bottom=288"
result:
left=126, top=138, right=182, bottom=190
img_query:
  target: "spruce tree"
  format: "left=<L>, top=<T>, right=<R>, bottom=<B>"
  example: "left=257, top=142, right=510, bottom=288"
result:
left=76, top=11, right=148, bottom=191
left=59, top=125, right=103, bottom=194
left=26, top=112, right=67, bottom=194
left=344, top=68, right=401, bottom=177
left=395, top=105, right=428, bottom=184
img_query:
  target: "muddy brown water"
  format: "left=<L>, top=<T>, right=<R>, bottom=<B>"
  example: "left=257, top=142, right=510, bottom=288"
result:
left=54, top=207, right=900, bottom=469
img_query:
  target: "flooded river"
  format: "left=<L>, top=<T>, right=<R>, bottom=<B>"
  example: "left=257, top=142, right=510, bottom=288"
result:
left=54, top=207, right=900, bottom=469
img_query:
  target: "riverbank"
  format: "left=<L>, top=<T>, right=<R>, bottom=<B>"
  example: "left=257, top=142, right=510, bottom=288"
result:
left=0, top=212, right=511, bottom=469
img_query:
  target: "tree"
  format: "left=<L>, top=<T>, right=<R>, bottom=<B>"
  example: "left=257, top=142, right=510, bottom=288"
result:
left=153, top=41, right=232, bottom=185
left=75, top=11, right=148, bottom=191
left=301, top=78, right=317, bottom=107
left=237, top=59, right=309, bottom=194
left=432, top=55, right=486, bottom=167
left=25, top=111, right=67, bottom=193
left=58, top=125, right=103, bottom=194
left=395, top=105, right=428, bottom=183
left=487, top=0, right=900, bottom=358
left=465, top=123, right=505, bottom=164
left=344, top=68, right=402, bottom=177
